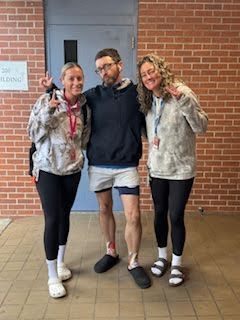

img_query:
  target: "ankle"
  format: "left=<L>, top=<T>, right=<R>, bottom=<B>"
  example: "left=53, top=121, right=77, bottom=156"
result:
left=128, top=252, right=139, bottom=269
left=158, top=246, right=168, bottom=260
left=106, top=241, right=117, bottom=256
left=57, top=245, right=66, bottom=265
left=46, top=259, right=58, bottom=279
left=171, top=253, right=182, bottom=267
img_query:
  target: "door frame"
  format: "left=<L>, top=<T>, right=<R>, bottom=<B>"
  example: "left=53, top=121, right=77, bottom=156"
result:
left=43, top=0, right=138, bottom=211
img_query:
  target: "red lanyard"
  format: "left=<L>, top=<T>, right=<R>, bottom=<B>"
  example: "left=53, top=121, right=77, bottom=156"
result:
left=68, top=104, right=77, bottom=139
left=65, top=94, right=77, bottom=139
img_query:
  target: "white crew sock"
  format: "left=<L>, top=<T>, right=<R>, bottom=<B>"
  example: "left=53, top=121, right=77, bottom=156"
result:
left=151, top=247, right=168, bottom=276
left=46, top=259, right=58, bottom=280
left=170, top=253, right=183, bottom=286
left=171, top=253, right=182, bottom=266
left=158, top=247, right=168, bottom=260
left=57, top=245, right=66, bottom=266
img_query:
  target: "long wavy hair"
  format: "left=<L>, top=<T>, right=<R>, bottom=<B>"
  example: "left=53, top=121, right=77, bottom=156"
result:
left=137, top=54, right=175, bottom=114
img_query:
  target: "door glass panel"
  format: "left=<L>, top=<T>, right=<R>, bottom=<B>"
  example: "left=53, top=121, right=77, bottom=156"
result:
left=64, top=40, right=78, bottom=63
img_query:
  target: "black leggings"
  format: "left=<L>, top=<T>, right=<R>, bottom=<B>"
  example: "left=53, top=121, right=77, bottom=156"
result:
left=36, top=170, right=81, bottom=260
left=150, top=177, right=194, bottom=256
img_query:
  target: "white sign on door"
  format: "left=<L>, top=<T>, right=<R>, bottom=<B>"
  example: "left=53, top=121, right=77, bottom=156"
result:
left=0, top=61, right=28, bottom=91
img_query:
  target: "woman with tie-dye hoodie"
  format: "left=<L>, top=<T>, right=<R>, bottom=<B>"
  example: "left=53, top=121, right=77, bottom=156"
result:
left=28, top=62, right=91, bottom=298
left=137, top=54, right=208, bottom=287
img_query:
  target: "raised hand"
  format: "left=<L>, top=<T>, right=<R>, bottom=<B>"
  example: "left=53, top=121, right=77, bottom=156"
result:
left=166, top=85, right=182, bottom=100
left=49, top=90, right=60, bottom=108
left=39, top=71, right=53, bottom=89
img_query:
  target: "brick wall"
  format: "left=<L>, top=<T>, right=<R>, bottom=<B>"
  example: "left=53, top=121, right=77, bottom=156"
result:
left=0, top=0, right=239, bottom=217
left=138, top=0, right=240, bottom=213
left=0, top=0, right=44, bottom=216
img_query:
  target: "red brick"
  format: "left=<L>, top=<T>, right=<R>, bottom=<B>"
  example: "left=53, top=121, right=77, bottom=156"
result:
left=137, top=0, right=240, bottom=213
left=0, top=0, right=239, bottom=216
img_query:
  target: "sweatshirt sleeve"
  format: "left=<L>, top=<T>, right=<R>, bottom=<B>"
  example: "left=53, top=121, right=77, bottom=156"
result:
left=81, top=104, right=91, bottom=150
left=177, top=86, right=208, bottom=134
left=27, top=93, right=59, bottom=144
left=140, top=111, right=147, bottom=139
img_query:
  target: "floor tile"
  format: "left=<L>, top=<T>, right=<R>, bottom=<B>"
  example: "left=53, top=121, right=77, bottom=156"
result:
left=95, top=302, right=119, bottom=317
left=215, top=298, right=240, bottom=316
left=119, top=302, right=144, bottom=317
left=0, top=213, right=239, bottom=319
left=144, top=301, right=169, bottom=317
left=168, top=300, right=196, bottom=317
left=18, top=304, right=46, bottom=319
left=192, top=300, right=220, bottom=316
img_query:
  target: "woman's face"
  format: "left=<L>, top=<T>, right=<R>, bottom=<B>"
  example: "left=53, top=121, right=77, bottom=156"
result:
left=61, top=67, right=84, bottom=100
left=140, top=62, right=162, bottom=96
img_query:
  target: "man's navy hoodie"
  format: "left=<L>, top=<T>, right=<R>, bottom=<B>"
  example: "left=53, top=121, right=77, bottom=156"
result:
left=84, top=80, right=145, bottom=167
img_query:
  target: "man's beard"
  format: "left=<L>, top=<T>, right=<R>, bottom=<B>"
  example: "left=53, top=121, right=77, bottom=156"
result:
left=103, top=71, right=120, bottom=86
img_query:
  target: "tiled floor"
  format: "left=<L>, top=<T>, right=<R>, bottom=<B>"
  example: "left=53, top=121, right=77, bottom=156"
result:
left=0, top=212, right=240, bottom=320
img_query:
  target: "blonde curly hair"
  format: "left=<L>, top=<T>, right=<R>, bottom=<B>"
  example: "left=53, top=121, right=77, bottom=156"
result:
left=137, top=54, right=175, bottom=114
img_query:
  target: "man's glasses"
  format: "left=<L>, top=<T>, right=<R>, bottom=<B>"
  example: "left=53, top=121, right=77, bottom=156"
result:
left=95, top=62, right=116, bottom=75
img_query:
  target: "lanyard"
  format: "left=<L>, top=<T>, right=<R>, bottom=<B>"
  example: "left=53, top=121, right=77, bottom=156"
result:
left=154, top=97, right=165, bottom=135
left=68, top=104, right=77, bottom=139
left=65, top=94, right=77, bottom=139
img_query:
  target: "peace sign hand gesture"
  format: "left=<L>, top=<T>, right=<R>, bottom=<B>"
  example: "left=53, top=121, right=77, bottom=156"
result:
left=166, top=85, right=182, bottom=100
left=39, top=71, right=53, bottom=90
left=49, top=90, right=60, bottom=108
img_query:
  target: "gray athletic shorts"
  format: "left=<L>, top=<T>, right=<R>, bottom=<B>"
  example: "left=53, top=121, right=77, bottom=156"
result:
left=88, top=166, right=140, bottom=194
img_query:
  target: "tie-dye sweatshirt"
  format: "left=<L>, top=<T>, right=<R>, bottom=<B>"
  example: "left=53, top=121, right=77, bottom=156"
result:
left=27, top=90, right=91, bottom=180
left=145, top=83, right=208, bottom=180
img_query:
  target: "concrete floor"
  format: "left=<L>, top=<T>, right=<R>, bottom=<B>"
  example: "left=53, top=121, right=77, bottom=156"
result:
left=0, top=212, right=240, bottom=319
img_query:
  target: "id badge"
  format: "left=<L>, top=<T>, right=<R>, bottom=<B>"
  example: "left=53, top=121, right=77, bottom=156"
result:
left=153, top=136, right=160, bottom=149
left=69, top=148, right=76, bottom=161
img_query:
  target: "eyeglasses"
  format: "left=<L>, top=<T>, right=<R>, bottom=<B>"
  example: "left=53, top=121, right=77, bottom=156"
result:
left=95, top=62, right=116, bottom=75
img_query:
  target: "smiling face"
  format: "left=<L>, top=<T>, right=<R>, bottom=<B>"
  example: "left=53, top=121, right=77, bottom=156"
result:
left=61, top=66, right=84, bottom=103
left=95, top=56, right=123, bottom=86
left=140, top=61, right=162, bottom=97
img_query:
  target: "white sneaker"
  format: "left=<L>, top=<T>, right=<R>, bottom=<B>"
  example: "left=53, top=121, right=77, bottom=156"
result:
left=57, top=263, right=72, bottom=281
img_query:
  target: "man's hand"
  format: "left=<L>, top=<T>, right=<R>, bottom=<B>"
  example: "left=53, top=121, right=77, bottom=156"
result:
left=49, top=90, right=60, bottom=108
left=39, top=71, right=53, bottom=89
left=166, top=86, right=182, bottom=100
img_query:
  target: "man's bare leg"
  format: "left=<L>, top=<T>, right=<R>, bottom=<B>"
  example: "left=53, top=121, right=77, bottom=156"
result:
left=97, top=190, right=116, bottom=250
left=121, top=193, right=151, bottom=289
left=121, top=194, right=141, bottom=267
left=94, top=189, right=119, bottom=273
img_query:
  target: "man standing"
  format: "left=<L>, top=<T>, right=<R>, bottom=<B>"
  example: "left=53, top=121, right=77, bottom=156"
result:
left=40, top=48, right=151, bottom=289
left=85, top=48, right=150, bottom=289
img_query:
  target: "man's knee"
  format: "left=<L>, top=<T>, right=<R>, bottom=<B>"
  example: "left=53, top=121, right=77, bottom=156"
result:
left=125, top=210, right=141, bottom=226
left=95, top=188, right=113, bottom=214
left=99, top=201, right=112, bottom=214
